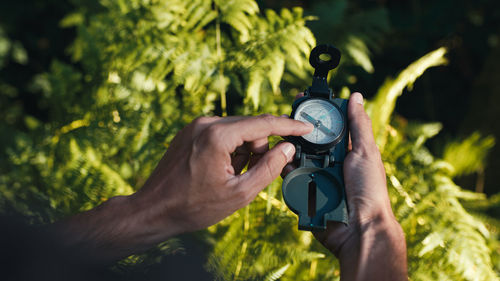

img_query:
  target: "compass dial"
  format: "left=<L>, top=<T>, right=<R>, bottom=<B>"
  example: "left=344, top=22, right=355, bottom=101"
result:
left=293, top=98, right=345, bottom=145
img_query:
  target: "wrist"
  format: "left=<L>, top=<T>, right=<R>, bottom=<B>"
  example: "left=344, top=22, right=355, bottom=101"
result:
left=337, top=212, right=407, bottom=281
left=66, top=193, right=180, bottom=260
left=357, top=211, right=404, bottom=245
left=125, top=191, right=183, bottom=247
left=341, top=211, right=404, bottom=256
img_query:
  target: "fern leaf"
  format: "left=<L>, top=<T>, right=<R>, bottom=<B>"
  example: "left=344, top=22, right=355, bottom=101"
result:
left=265, top=264, right=290, bottom=281
left=443, top=132, right=495, bottom=177
left=366, top=47, right=448, bottom=149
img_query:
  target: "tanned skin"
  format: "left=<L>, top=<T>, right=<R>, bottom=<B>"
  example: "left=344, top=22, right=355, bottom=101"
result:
left=53, top=92, right=408, bottom=280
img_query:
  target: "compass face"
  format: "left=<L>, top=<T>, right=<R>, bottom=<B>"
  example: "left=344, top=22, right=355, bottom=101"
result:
left=293, top=98, right=345, bottom=145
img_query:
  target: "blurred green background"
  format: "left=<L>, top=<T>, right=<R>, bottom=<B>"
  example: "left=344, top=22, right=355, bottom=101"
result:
left=1, top=0, right=500, bottom=280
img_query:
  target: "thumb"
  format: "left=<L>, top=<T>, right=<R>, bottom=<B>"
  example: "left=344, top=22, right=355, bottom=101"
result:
left=236, top=142, right=295, bottom=199
left=348, top=92, right=377, bottom=154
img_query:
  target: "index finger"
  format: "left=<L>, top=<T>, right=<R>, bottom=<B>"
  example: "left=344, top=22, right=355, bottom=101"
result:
left=223, top=114, right=313, bottom=151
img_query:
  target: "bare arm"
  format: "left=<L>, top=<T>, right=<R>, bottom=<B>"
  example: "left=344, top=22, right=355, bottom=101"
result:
left=50, top=195, right=161, bottom=265
left=51, top=115, right=314, bottom=264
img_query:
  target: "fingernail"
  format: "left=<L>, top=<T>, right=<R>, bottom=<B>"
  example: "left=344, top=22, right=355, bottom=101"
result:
left=281, top=114, right=289, bottom=118
left=352, top=92, right=364, bottom=105
left=281, top=142, right=295, bottom=162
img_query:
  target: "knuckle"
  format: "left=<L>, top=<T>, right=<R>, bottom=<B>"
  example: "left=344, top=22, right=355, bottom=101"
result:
left=263, top=156, right=277, bottom=181
left=191, top=116, right=220, bottom=136
left=258, top=114, right=276, bottom=125
left=203, top=123, right=224, bottom=144
left=193, top=116, right=218, bottom=126
left=192, top=116, right=208, bottom=126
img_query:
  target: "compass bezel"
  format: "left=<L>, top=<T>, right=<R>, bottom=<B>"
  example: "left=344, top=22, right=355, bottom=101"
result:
left=290, top=97, right=346, bottom=154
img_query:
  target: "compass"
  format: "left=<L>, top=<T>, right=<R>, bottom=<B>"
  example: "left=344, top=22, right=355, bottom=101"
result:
left=282, top=44, right=349, bottom=231
left=292, top=97, right=346, bottom=152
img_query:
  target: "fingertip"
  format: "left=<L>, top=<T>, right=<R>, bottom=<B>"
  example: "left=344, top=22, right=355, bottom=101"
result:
left=239, top=141, right=296, bottom=194
left=348, top=92, right=367, bottom=120
left=347, top=92, right=377, bottom=152
left=291, top=118, right=314, bottom=134
left=279, top=142, right=295, bottom=162
left=302, top=121, right=314, bottom=132
left=350, top=92, right=364, bottom=105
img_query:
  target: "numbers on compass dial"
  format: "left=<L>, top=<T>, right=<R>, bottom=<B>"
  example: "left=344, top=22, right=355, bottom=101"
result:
left=294, top=99, right=344, bottom=145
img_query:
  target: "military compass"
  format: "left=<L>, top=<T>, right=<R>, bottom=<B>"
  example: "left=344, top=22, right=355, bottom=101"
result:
left=282, top=44, right=348, bottom=231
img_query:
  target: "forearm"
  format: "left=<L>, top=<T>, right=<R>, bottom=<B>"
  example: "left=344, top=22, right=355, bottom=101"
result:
left=338, top=215, right=407, bottom=281
left=49, top=194, right=176, bottom=264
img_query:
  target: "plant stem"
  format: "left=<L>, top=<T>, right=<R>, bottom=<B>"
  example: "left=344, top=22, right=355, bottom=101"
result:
left=476, top=167, right=485, bottom=193
left=233, top=206, right=250, bottom=280
left=215, top=6, right=227, bottom=116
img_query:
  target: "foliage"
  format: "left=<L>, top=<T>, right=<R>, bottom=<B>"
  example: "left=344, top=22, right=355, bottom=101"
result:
left=379, top=106, right=498, bottom=280
left=443, top=132, right=495, bottom=178
left=366, top=47, right=448, bottom=149
left=0, top=26, right=27, bottom=68
left=0, top=0, right=499, bottom=280
left=307, top=0, right=391, bottom=76
left=0, top=26, right=28, bottom=128
left=1, top=0, right=315, bottom=218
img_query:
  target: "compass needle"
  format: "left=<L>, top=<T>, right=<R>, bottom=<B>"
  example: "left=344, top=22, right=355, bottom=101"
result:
left=300, top=111, right=318, bottom=125
left=318, top=123, right=335, bottom=136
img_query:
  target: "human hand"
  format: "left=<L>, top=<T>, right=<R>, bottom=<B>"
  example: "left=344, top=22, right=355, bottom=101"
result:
left=53, top=114, right=313, bottom=263
left=131, top=114, right=313, bottom=242
left=312, top=92, right=401, bottom=253
left=283, top=92, right=407, bottom=280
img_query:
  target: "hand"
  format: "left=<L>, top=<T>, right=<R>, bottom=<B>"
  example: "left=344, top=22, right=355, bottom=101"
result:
left=55, top=114, right=313, bottom=263
left=283, top=92, right=407, bottom=281
left=313, top=92, right=398, bottom=250
left=131, top=115, right=313, bottom=239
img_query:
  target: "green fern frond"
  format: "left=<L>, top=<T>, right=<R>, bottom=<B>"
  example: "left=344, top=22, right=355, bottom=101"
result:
left=265, top=263, right=290, bottom=281
left=443, top=132, right=495, bottom=177
left=366, top=47, right=448, bottom=149
left=2, top=1, right=500, bottom=280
